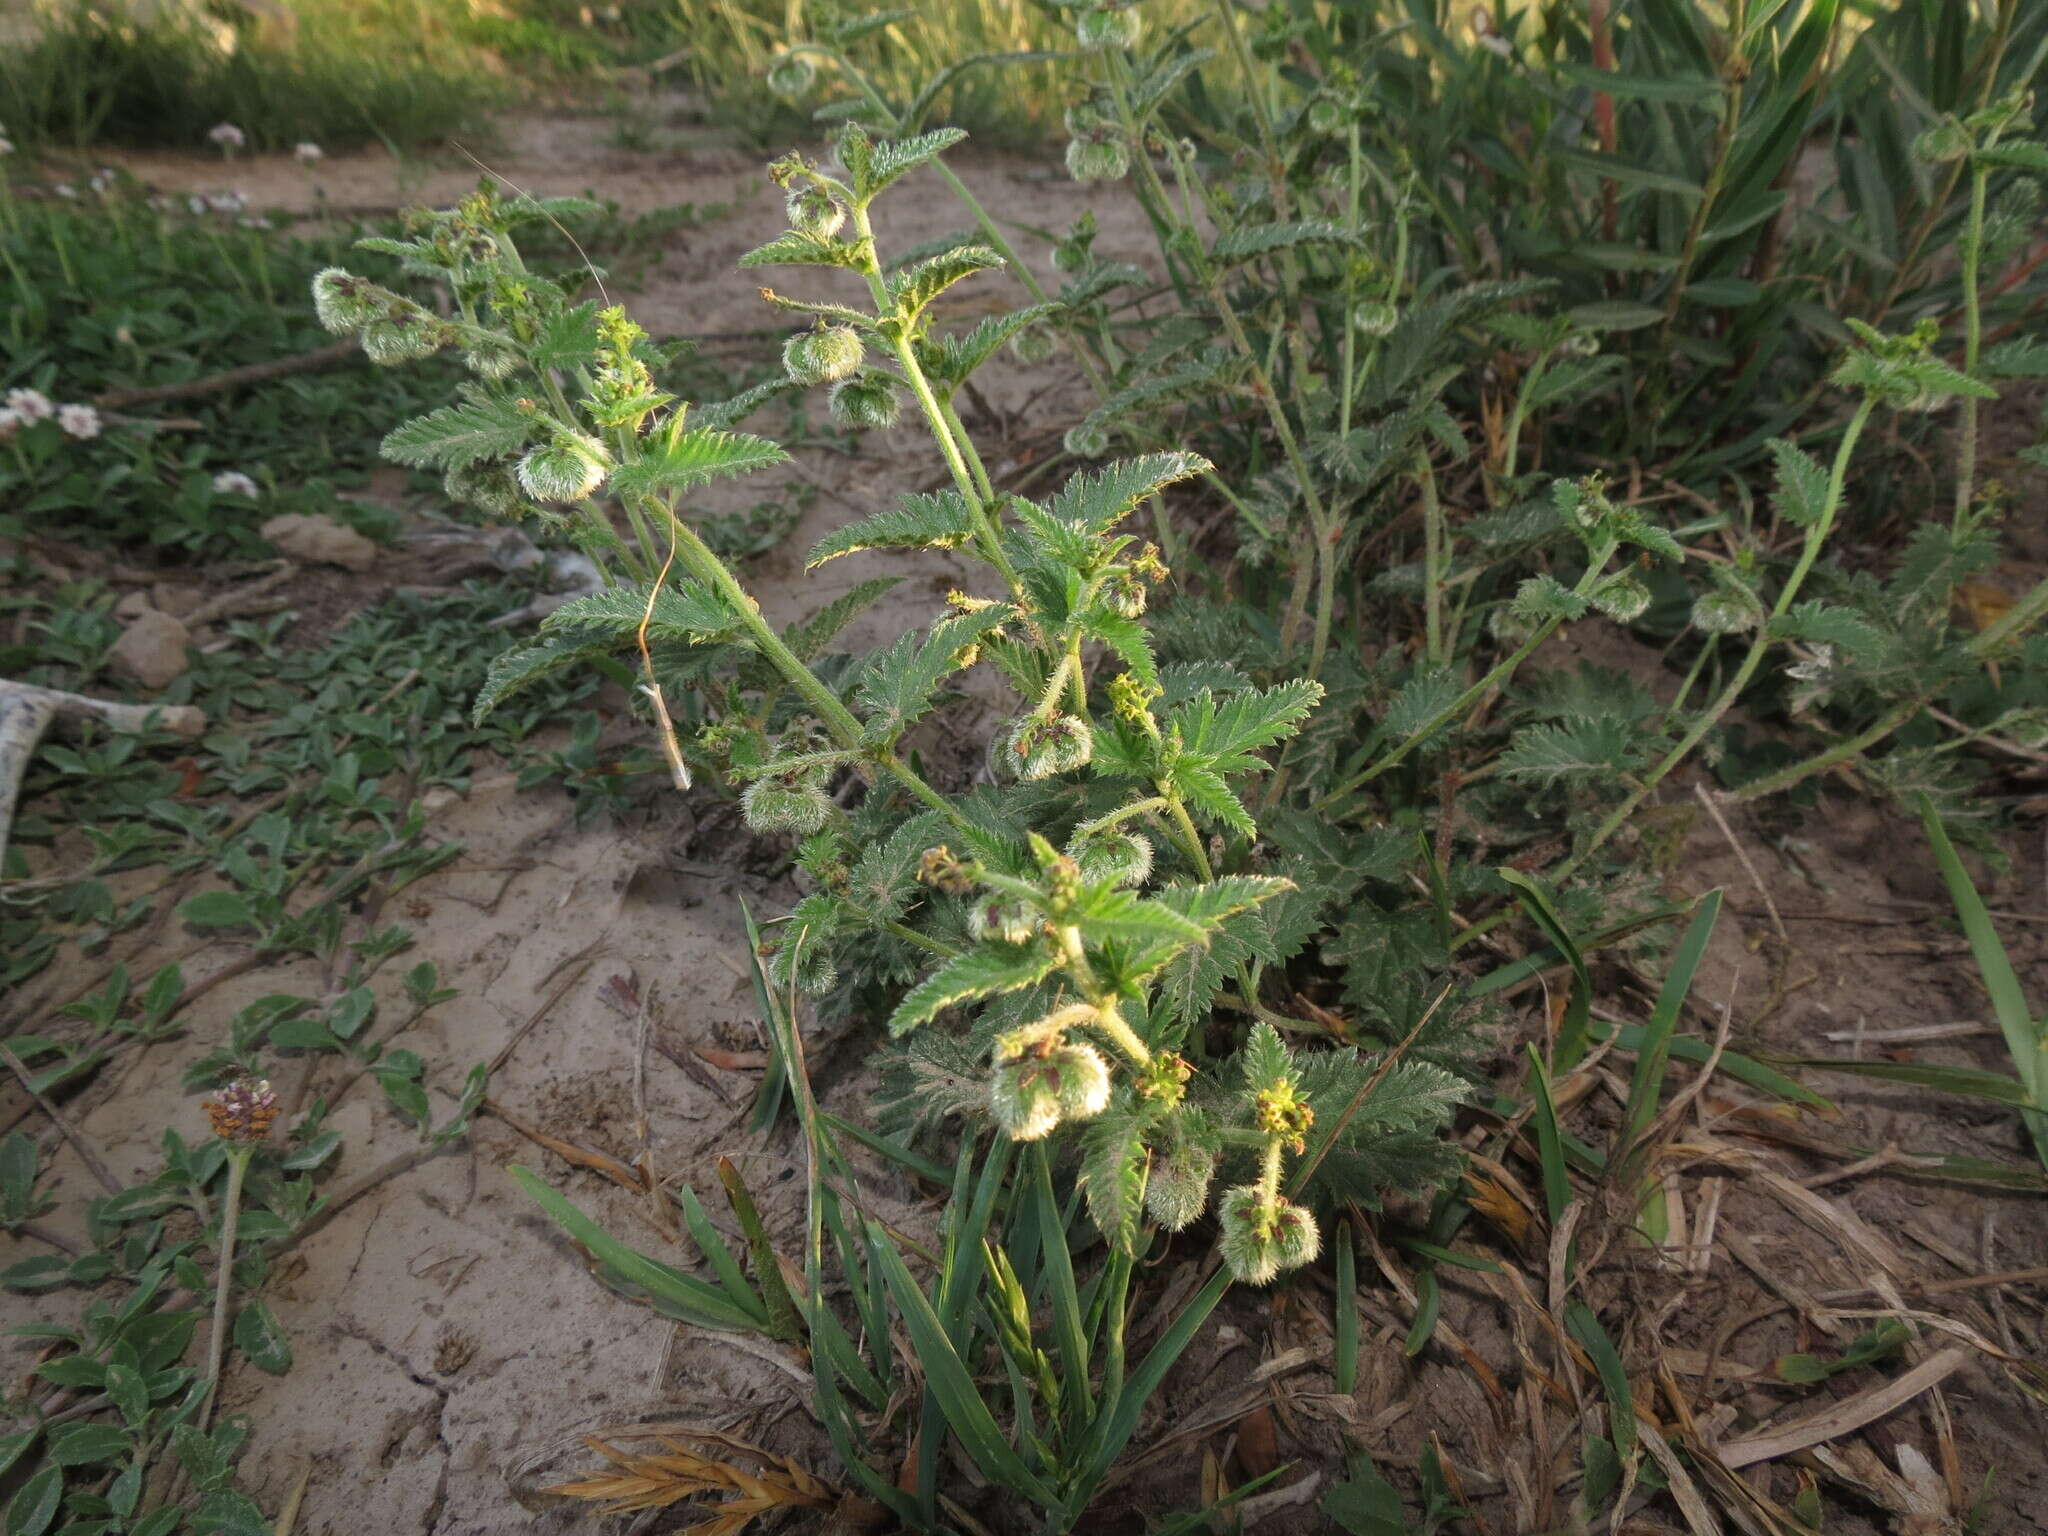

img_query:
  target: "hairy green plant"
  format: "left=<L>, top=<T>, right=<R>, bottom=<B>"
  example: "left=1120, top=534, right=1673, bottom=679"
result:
left=332, top=141, right=1477, bottom=1524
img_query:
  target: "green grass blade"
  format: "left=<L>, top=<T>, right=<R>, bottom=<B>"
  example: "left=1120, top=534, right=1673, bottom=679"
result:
left=1403, top=1268, right=1441, bottom=1358
left=508, top=1165, right=766, bottom=1333
left=1082, top=1266, right=1230, bottom=1488
left=1916, top=796, right=2047, bottom=1166
left=1617, top=888, right=1722, bottom=1179
left=1524, top=1045, right=1571, bottom=1228
left=1501, top=869, right=1592, bottom=1068
left=1565, top=1301, right=1635, bottom=1460
left=1032, top=1145, right=1096, bottom=1432
left=1334, top=1219, right=1359, bottom=1394
left=673, top=1182, right=768, bottom=1323
left=871, top=1224, right=1062, bottom=1505
left=1766, top=1058, right=2033, bottom=1105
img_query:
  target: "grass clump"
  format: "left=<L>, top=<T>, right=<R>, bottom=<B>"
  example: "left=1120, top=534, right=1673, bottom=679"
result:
left=0, top=0, right=506, bottom=152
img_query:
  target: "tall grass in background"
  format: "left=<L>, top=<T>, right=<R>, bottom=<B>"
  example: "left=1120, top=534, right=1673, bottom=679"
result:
left=0, top=0, right=509, bottom=151
left=656, top=0, right=1203, bottom=144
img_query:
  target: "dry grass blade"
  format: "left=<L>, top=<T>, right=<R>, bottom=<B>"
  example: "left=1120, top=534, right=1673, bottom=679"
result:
left=1713, top=1347, right=1969, bottom=1470
left=544, top=1431, right=837, bottom=1528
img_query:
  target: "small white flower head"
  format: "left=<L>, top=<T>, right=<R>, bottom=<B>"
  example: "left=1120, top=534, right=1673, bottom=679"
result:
left=310, top=267, right=382, bottom=334
left=1009, top=323, right=1057, bottom=366
left=1065, top=132, right=1130, bottom=184
left=0, top=135, right=14, bottom=157
left=1352, top=299, right=1399, bottom=338
left=239, top=216, right=272, bottom=230
left=360, top=312, right=449, bottom=366
left=783, top=324, right=864, bottom=386
left=516, top=433, right=610, bottom=501
left=1006, top=712, right=1093, bottom=780
left=293, top=141, right=324, bottom=165
left=785, top=183, right=845, bottom=239
left=1913, top=117, right=1971, bottom=165
left=1075, top=3, right=1142, bottom=51
left=1050, top=1041, right=1112, bottom=1121
left=1691, top=584, right=1761, bottom=635
left=57, top=403, right=101, bottom=440
left=827, top=372, right=901, bottom=431
left=208, top=121, right=246, bottom=150
left=207, top=190, right=246, bottom=214
left=765, top=49, right=816, bottom=100
left=444, top=461, right=524, bottom=518
left=740, top=773, right=834, bottom=835
left=0, top=409, right=21, bottom=440
left=1146, top=1133, right=1217, bottom=1231
left=89, top=169, right=114, bottom=195
left=211, top=470, right=260, bottom=497
left=995, top=1056, right=1073, bottom=1146
left=464, top=343, right=521, bottom=381
left=1063, top=422, right=1109, bottom=459
left=966, top=895, right=1038, bottom=945
left=1588, top=569, right=1652, bottom=624
left=5, top=388, right=54, bottom=423
left=769, top=933, right=838, bottom=997
left=1070, top=828, right=1153, bottom=888
left=187, top=195, right=208, bottom=216
left=1217, top=1187, right=1321, bottom=1285
left=53, top=183, right=78, bottom=200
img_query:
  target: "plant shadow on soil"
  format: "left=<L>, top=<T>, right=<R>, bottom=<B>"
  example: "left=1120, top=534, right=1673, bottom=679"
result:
left=4, top=117, right=2047, bottom=1534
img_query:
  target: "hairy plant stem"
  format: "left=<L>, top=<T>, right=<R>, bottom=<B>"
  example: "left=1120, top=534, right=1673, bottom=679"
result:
left=1494, top=352, right=1551, bottom=505
left=198, top=1144, right=252, bottom=1431
left=1954, top=156, right=1990, bottom=530
left=847, top=203, right=1025, bottom=600
left=1420, top=453, right=1446, bottom=667
left=650, top=499, right=967, bottom=830
left=1730, top=697, right=1920, bottom=801
left=1554, top=396, right=1879, bottom=880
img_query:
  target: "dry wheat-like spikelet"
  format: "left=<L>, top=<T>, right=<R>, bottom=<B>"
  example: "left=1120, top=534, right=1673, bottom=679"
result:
left=544, top=1430, right=836, bottom=1532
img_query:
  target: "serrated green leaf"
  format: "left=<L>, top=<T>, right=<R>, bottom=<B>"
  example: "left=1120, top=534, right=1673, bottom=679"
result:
left=608, top=425, right=786, bottom=501
left=472, top=632, right=615, bottom=724
left=885, top=943, right=1060, bottom=1036
left=1211, top=219, right=1365, bottom=264
left=888, top=244, right=1003, bottom=318
left=1767, top=437, right=1830, bottom=528
left=1768, top=600, right=1885, bottom=657
left=737, top=230, right=872, bottom=269
left=1497, top=719, right=1638, bottom=785
left=1241, top=1019, right=1292, bottom=1090
left=539, top=580, right=740, bottom=644
left=1047, top=453, right=1210, bottom=534
left=855, top=607, right=1012, bottom=741
left=857, top=127, right=969, bottom=200
left=1079, top=1116, right=1149, bottom=1253
left=379, top=395, right=529, bottom=471
left=807, top=492, right=975, bottom=566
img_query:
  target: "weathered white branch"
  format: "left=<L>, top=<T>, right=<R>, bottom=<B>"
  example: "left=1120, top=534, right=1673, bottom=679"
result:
left=0, top=681, right=205, bottom=876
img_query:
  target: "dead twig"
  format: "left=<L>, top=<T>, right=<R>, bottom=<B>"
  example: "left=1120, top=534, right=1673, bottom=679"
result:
left=1713, top=1347, right=1968, bottom=1469
left=92, top=339, right=360, bottom=409
left=0, top=1043, right=122, bottom=1197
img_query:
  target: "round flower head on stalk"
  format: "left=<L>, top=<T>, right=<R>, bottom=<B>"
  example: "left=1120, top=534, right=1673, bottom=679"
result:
left=207, top=190, right=246, bottom=214
left=1912, top=116, right=1971, bottom=164
left=741, top=773, right=834, bottom=835
left=517, top=432, right=610, bottom=502
left=1063, top=422, right=1109, bottom=459
left=211, top=471, right=259, bottom=498
left=1588, top=569, right=1651, bottom=624
left=1006, top=712, right=1093, bottom=780
left=784, top=323, right=864, bottom=385
left=769, top=931, right=838, bottom=997
left=1070, top=827, right=1152, bottom=887
left=1009, top=323, right=1057, bottom=366
left=828, top=372, right=901, bottom=431
left=1104, top=568, right=1148, bottom=619
left=765, top=49, right=816, bottom=100
left=1217, top=1185, right=1321, bottom=1285
left=465, top=343, right=521, bottom=381
left=1065, top=130, right=1131, bottom=184
left=205, top=1076, right=280, bottom=1144
left=53, top=183, right=77, bottom=199
left=444, top=460, right=525, bottom=519
left=967, top=895, right=1038, bottom=945
left=57, top=404, right=100, bottom=440
left=1351, top=299, right=1398, bottom=339
left=0, top=410, right=21, bottom=440
left=1075, top=3, right=1142, bottom=50
left=5, top=388, right=54, bottom=424
left=311, top=269, right=385, bottom=334
left=1146, top=1130, right=1216, bottom=1231
left=207, top=121, right=245, bottom=152
left=785, top=183, right=846, bottom=239
left=293, top=141, right=324, bottom=165
left=360, top=315, right=446, bottom=366
left=990, top=1040, right=1111, bottom=1141
left=1691, top=581, right=1762, bottom=635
